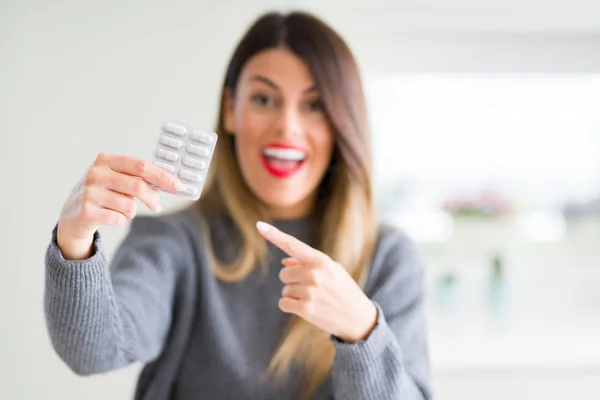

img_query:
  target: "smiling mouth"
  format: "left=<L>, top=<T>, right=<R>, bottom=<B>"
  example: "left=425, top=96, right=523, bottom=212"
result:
left=261, top=144, right=307, bottom=179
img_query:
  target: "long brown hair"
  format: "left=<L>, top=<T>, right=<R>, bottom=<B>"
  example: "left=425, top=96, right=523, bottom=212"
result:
left=199, top=11, right=377, bottom=398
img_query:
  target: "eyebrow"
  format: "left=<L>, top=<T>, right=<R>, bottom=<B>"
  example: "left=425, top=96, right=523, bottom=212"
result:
left=249, top=75, right=317, bottom=94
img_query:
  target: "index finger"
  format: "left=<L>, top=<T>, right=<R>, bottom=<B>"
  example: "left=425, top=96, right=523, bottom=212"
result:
left=256, top=221, right=324, bottom=264
left=98, top=153, right=183, bottom=192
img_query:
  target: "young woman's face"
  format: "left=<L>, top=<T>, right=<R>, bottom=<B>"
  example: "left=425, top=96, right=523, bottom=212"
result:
left=224, top=47, right=334, bottom=220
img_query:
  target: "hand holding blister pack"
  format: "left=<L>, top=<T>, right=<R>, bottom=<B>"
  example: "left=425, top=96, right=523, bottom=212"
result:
left=151, top=121, right=218, bottom=201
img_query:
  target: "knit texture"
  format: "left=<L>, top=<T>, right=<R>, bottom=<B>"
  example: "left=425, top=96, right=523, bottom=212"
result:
left=44, top=205, right=432, bottom=399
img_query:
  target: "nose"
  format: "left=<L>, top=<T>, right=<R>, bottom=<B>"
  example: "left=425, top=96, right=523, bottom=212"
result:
left=276, top=105, right=302, bottom=139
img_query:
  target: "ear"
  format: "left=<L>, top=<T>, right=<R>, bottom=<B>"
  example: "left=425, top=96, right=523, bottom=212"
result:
left=223, top=88, right=236, bottom=135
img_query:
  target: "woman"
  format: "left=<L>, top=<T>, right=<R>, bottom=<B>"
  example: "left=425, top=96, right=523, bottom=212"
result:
left=45, top=10, right=432, bottom=400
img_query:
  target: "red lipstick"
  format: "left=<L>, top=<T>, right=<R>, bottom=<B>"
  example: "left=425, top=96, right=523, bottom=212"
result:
left=261, top=142, right=307, bottom=179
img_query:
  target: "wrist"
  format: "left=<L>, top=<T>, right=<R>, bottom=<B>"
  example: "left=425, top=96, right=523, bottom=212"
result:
left=57, top=224, right=95, bottom=261
left=339, top=299, right=378, bottom=344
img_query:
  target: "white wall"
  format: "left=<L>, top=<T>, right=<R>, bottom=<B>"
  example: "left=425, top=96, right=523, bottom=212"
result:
left=1, top=1, right=283, bottom=398
left=2, top=1, right=600, bottom=399
left=434, top=368, right=600, bottom=399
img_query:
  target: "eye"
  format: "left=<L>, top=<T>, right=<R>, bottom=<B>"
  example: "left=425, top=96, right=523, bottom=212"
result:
left=307, top=100, right=324, bottom=112
left=251, top=93, right=274, bottom=108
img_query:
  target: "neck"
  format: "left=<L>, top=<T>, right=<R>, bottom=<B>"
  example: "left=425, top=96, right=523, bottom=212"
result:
left=268, top=195, right=316, bottom=221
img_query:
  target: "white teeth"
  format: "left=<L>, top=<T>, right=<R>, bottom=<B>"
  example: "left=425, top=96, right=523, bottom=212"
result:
left=263, top=147, right=306, bottom=161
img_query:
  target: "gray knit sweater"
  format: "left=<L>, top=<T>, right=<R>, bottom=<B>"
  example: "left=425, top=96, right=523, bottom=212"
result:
left=44, top=205, right=432, bottom=399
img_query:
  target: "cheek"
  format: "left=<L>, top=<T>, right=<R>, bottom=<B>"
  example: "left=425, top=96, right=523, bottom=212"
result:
left=310, top=126, right=335, bottom=172
left=232, top=107, right=278, bottom=193
left=233, top=108, right=268, bottom=165
left=235, top=107, right=268, bottom=143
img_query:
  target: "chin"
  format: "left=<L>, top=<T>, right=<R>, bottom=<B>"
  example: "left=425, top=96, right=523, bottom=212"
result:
left=257, top=191, right=312, bottom=217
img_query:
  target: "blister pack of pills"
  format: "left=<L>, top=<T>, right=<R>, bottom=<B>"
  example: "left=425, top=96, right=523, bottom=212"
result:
left=150, top=120, right=218, bottom=201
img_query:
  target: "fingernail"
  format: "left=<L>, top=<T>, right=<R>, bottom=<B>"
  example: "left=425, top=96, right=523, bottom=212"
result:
left=154, top=204, right=162, bottom=212
left=172, top=179, right=185, bottom=191
left=256, top=221, right=270, bottom=233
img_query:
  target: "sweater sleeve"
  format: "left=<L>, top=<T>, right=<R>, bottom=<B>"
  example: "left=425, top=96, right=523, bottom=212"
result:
left=44, top=215, right=187, bottom=376
left=330, top=226, right=433, bottom=400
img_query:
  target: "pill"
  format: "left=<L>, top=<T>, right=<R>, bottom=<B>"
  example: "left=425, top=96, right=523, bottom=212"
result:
left=186, top=143, right=210, bottom=157
left=154, top=161, right=176, bottom=174
left=163, top=122, right=187, bottom=136
left=190, top=130, right=216, bottom=144
left=178, top=169, right=203, bottom=183
left=179, top=184, right=198, bottom=197
left=182, top=156, right=207, bottom=170
left=152, top=120, right=217, bottom=201
left=159, top=135, right=183, bottom=149
left=155, top=148, right=179, bottom=162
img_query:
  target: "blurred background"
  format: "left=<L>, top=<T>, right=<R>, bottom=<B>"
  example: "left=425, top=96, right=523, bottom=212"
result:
left=2, top=0, right=599, bottom=399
